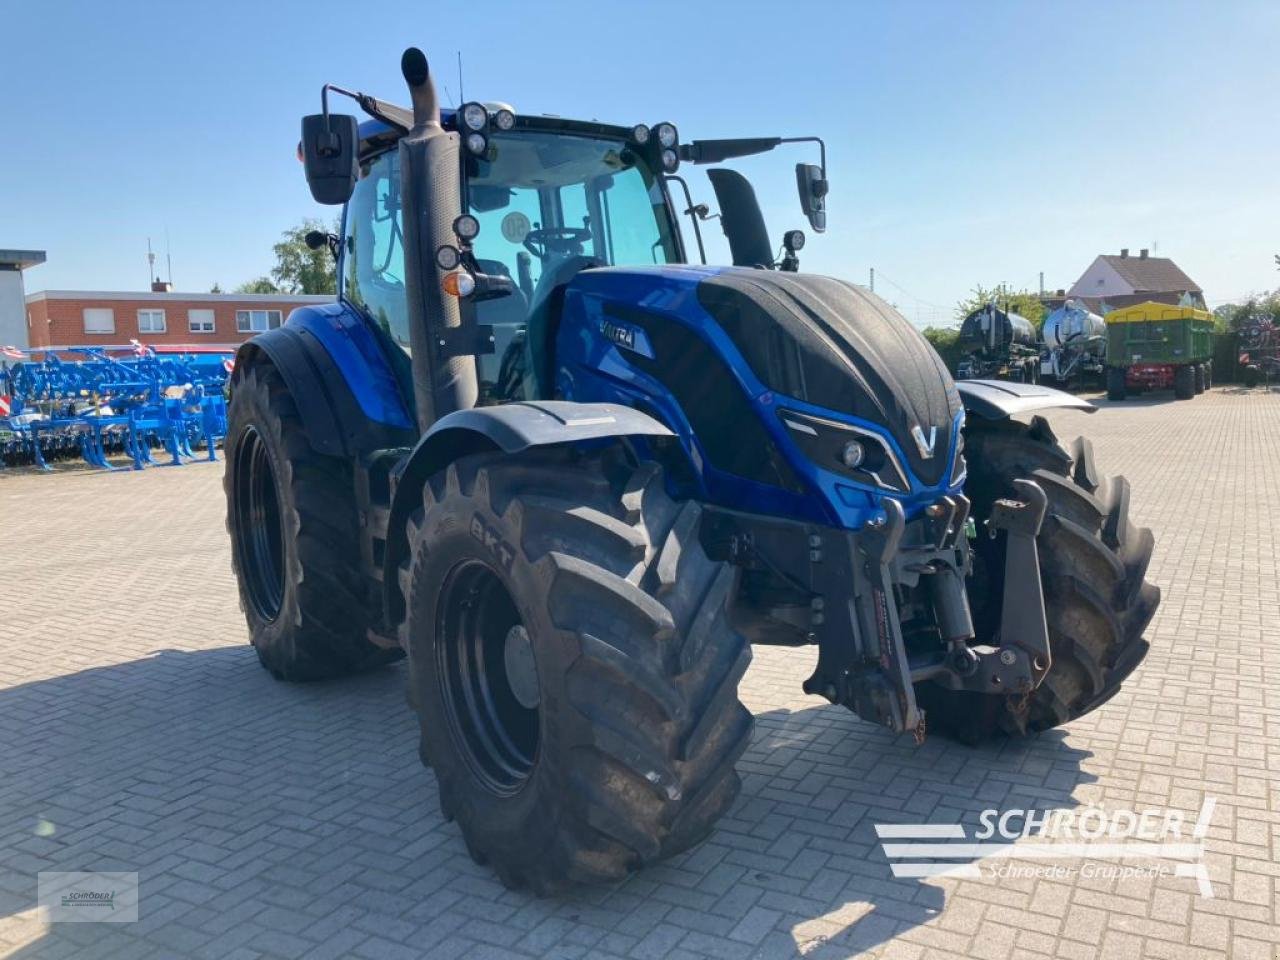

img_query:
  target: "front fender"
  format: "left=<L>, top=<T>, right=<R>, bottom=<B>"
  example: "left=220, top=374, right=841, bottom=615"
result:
left=957, top=379, right=1096, bottom=420
left=233, top=302, right=415, bottom=457
left=381, top=401, right=672, bottom=624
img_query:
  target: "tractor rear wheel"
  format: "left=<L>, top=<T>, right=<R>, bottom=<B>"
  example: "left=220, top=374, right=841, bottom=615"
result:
left=916, top=415, right=1160, bottom=742
left=1105, top=367, right=1126, bottom=401
left=1174, top=365, right=1195, bottom=399
left=225, top=361, right=399, bottom=680
left=401, top=447, right=752, bottom=894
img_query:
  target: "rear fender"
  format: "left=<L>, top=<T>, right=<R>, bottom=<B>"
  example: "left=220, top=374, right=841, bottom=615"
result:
left=232, top=302, right=416, bottom=457
left=957, top=379, right=1096, bottom=420
left=381, top=401, right=672, bottom=625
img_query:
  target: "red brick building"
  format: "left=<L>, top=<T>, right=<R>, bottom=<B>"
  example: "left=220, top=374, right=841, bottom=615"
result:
left=22, top=290, right=333, bottom=351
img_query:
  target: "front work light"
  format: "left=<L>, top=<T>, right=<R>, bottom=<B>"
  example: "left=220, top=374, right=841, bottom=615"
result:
left=661, top=149, right=679, bottom=172
left=460, top=102, right=489, bottom=131
left=465, top=132, right=488, bottom=156
left=631, top=124, right=651, bottom=145
left=435, top=245, right=461, bottom=270
left=655, top=122, right=678, bottom=148
left=453, top=214, right=480, bottom=242
left=493, top=109, right=516, bottom=131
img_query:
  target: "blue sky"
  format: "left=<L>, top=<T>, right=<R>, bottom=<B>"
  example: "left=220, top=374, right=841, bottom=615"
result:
left=2, top=0, right=1276, bottom=326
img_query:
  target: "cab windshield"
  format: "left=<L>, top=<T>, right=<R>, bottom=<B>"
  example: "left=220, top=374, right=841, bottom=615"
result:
left=467, top=130, right=681, bottom=293
left=341, top=128, right=681, bottom=402
left=464, top=129, right=681, bottom=401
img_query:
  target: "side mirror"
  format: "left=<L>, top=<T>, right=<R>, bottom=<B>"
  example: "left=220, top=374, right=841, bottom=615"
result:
left=301, top=113, right=360, bottom=205
left=795, top=163, right=828, bottom=233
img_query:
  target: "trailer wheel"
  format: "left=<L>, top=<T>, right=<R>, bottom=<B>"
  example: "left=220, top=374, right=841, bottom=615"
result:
left=1193, top=364, right=1206, bottom=394
left=1242, top=364, right=1260, bottom=388
left=1173, top=365, right=1195, bottom=400
left=916, top=416, right=1160, bottom=742
left=225, top=361, right=399, bottom=680
left=401, top=447, right=752, bottom=893
left=1105, top=367, right=1126, bottom=402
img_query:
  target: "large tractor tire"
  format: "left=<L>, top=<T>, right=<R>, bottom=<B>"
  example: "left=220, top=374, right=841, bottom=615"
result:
left=1105, top=367, right=1126, bottom=402
left=1193, top=364, right=1206, bottom=394
left=225, top=361, right=399, bottom=680
left=917, top=415, right=1160, bottom=743
left=400, top=446, right=752, bottom=894
left=1174, top=364, right=1195, bottom=400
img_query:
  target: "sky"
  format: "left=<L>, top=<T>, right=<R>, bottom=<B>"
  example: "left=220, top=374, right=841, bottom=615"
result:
left=2, top=0, right=1277, bottom=327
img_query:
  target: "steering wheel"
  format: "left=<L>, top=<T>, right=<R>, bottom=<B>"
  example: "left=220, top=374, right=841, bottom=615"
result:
left=523, top=227, right=592, bottom=260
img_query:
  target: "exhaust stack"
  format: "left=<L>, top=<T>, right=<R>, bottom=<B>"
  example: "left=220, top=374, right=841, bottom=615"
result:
left=401, top=47, right=442, bottom=131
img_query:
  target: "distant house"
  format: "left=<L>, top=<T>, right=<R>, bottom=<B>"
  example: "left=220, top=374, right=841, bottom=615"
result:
left=24, top=288, right=332, bottom=352
left=1062, top=249, right=1205, bottom=315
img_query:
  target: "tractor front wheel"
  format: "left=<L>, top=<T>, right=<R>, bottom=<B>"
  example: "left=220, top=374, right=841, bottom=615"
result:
left=224, top=361, right=399, bottom=680
left=916, top=416, right=1160, bottom=742
left=401, top=447, right=752, bottom=893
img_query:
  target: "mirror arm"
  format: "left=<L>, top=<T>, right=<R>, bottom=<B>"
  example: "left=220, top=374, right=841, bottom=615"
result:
left=318, top=84, right=363, bottom=155
left=664, top=174, right=707, bottom=265
left=779, top=136, right=827, bottom=179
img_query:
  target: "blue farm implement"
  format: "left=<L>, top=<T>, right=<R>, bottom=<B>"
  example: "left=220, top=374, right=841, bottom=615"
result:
left=0, top=344, right=231, bottom=471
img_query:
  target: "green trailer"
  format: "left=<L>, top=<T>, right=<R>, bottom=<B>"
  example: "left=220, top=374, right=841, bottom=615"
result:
left=1104, top=301, right=1214, bottom=401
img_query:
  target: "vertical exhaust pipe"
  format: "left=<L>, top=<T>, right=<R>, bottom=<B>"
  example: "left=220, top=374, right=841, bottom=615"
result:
left=397, top=47, right=477, bottom=430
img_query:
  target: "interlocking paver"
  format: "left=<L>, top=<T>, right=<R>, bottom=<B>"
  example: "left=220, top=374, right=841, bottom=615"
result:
left=3, top=387, right=1279, bottom=959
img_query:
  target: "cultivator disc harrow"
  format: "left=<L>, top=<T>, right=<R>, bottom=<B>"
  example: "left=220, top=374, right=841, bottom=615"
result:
left=0, top=343, right=233, bottom=472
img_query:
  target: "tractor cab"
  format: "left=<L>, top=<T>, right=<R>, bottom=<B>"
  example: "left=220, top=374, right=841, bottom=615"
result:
left=304, top=55, right=828, bottom=419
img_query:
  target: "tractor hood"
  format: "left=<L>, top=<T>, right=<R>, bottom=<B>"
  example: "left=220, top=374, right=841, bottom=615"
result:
left=694, top=270, right=961, bottom=486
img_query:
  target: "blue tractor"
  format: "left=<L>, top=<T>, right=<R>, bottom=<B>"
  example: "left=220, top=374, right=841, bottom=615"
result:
left=225, top=49, right=1160, bottom=893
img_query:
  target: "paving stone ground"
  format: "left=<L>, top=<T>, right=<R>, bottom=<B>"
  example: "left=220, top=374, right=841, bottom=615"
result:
left=1, top=387, right=1278, bottom=959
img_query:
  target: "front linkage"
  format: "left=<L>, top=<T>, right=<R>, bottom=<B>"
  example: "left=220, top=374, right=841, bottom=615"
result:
left=704, top=480, right=1051, bottom=741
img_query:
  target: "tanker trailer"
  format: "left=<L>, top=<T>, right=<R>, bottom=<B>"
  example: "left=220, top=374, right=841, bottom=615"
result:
left=1041, top=299, right=1107, bottom=386
left=955, top=303, right=1041, bottom=382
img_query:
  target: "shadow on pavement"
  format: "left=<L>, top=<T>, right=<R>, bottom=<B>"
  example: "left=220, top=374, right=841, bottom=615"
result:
left=0, top=647, right=1097, bottom=959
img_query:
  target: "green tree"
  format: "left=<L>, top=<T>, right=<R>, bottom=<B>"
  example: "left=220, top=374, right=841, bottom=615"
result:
left=954, top=284, right=1046, bottom=329
left=269, top=219, right=338, bottom=295
left=235, top=276, right=281, bottom=294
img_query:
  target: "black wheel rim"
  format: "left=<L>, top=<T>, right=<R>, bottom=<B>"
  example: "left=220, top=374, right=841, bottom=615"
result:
left=437, top=560, right=539, bottom=796
left=233, top=426, right=285, bottom=621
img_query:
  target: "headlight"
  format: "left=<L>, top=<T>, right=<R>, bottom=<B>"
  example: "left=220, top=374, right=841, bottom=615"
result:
left=661, top=148, right=679, bottom=172
left=464, top=132, right=488, bottom=156
left=461, top=102, right=488, bottom=131
left=631, top=124, right=651, bottom=145
left=655, top=122, right=678, bottom=148
left=780, top=409, right=910, bottom=492
left=840, top=440, right=865, bottom=468
left=493, top=109, right=516, bottom=131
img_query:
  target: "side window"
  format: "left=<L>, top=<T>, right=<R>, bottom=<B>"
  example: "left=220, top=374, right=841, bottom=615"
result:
left=344, top=151, right=409, bottom=349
